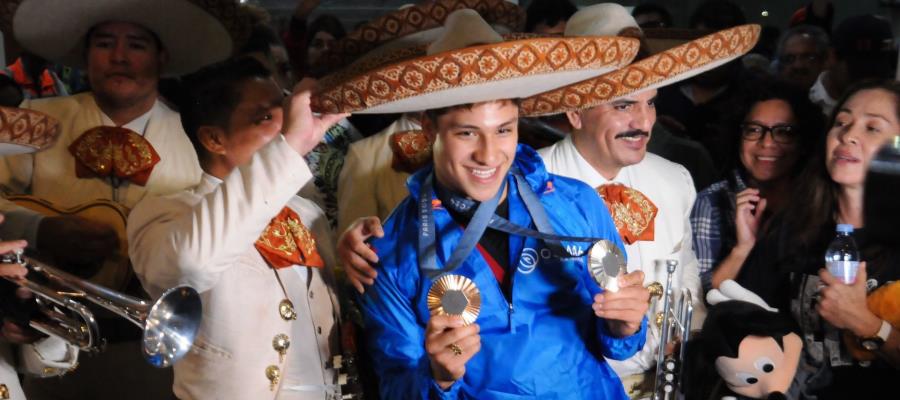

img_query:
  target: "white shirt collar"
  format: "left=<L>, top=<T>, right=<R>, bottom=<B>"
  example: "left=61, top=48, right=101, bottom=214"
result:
left=98, top=99, right=158, bottom=135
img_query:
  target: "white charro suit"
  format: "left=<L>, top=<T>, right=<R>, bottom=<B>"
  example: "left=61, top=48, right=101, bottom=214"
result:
left=0, top=93, right=202, bottom=243
left=0, top=93, right=201, bottom=398
left=128, top=137, right=340, bottom=400
left=336, top=115, right=421, bottom=234
left=539, top=135, right=706, bottom=379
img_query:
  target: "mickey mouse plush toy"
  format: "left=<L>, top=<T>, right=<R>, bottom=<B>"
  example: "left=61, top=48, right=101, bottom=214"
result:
left=684, top=280, right=803, bottom=400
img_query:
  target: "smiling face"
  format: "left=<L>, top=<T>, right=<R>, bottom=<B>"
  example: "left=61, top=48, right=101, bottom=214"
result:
left=715, top=333, right=802, bottom=399
left=739, top=99, right=800, bottom=184
left=427, top=100, right=519, bottom=202
left=826, top=88, right=900, bottom=190
left=86, top=21, right=165, bottom=108
left=567, top=89, right=657, bottom=180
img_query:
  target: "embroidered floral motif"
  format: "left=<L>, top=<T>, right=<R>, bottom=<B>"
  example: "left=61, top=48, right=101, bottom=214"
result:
left=521, top=25, right=761, bottom=116
left=389, top=130, right=432, bottom=173
left=68, top=126, right=160, bottom=186
left=255, top=207, right=324, bottom=269
left=319, top=0, right=525, bottom=71
left=0, top=107, right=59, bottom=151
left=597, top=183, right=658, bottom=245
left=312, top=36, right=638, bottom=114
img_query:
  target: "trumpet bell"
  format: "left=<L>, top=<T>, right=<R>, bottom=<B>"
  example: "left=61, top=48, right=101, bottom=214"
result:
left=142, top=286, right=202, bottom=368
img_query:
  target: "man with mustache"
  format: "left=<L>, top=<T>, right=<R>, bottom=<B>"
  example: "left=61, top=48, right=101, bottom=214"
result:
left=0, top=0, right=236, bottom=398
left=538, top=88, right=702, bottom=400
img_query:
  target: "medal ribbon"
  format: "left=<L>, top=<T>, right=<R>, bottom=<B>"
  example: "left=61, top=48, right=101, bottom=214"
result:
left=417, top=167, right=612, bottom=278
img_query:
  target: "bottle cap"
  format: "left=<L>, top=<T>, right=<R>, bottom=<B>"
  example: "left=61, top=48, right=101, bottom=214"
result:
left=836, top=224, right=854, bottom=233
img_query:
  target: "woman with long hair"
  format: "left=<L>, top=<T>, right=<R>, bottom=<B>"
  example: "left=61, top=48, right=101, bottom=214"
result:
left=740, top=80, right=900, bottom=398
left=691, top=78, right=822, bottom=294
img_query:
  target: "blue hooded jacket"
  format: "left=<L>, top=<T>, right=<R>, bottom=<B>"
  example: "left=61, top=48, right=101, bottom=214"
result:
left=359, top=145, right=647, bottom=399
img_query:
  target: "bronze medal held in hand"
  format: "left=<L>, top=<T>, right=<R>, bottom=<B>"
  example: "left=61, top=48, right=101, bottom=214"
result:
left=588, top=240, right=627, bottom=292
left=427, top=274, right=481, bottom=326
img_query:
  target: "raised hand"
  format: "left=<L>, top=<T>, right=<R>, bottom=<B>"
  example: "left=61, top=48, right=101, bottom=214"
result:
left=424, top=315, right=481, bottom=390
left=818, top=262, right=882, bottom=338
left=594, top=270, right=650, bottom=337
left=281, top=78, right=350, bottom=156
left=734, top=188, right=767, bottom=250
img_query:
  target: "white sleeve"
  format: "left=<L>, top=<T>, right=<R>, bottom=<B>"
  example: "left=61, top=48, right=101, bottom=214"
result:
left=18, top=336, right=79, bottom=377
left=128, top=136, right=313, bottom=296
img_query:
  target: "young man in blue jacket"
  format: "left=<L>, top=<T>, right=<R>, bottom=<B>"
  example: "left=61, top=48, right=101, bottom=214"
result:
left=328, top=10, right=652, bottom=399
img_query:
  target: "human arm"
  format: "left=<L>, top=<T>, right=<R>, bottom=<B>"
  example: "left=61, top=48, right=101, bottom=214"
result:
left=594, top=270, right=650, bottom=338
left=690, top=186, right=724, bottom=294
left=818, top=263, right=900, bottom=367
left=710, top=188, right=767, bottom=290
left=357, top=253, right=475, bottom=399
left=336, top=216, right=383, bottom=293
left=129, top=80, right=345, bottom=293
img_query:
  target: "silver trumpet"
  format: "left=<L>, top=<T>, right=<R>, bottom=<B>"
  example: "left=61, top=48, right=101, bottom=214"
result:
left=1, top=250, right=202, bottom=368
left=648, top=260, right=694, bottom=400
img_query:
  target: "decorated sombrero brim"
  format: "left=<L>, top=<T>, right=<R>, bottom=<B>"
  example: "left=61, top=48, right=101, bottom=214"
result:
left=12, top=0, right=240, bottom=76
left=319, top=0, right=525, bottom=71
left=317, top=31, right=542, bottom=95
left=520, top=24, right=761, bottom=117
left=313, top=35, right=640, bottom=114
left=0, top=107, right=59, bottom=155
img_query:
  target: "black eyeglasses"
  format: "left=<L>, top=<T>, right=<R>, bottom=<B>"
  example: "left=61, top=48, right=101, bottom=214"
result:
left=740, top=123, right=797, bottom=144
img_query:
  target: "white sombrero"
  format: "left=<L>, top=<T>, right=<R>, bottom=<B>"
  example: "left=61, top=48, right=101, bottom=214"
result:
left=12, top=0, right=239, bottom=76
left=319, top=0, right=525, bottom=72
left=312, top=9, right=639, bottom=114
left=520, top=4, right=760, bottom=116
left=0, top=106, right=59, bottom=155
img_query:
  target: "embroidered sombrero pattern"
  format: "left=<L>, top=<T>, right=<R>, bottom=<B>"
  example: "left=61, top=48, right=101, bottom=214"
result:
left=0, top=107, right=59, bottom=152
left=319, top=0, right=525, bottom=70
left=520, top=24, right=760, bottom=116
left=318, top=32, right=543, bottom=94
left=313, top=36, right=640, bottom=114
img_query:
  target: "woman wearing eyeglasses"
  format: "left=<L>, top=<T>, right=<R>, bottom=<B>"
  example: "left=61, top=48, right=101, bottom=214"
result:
left=690, top=78, right=823, bottom=295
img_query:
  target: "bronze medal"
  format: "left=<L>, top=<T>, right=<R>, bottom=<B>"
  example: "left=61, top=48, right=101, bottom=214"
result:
left=427, top=274, right=481, bottom=326
left=587, top=240, right=626, bottom=292
left=278, top=299, right=297, bottom=320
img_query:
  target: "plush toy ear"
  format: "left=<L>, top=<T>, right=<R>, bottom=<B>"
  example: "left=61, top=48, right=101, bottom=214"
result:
left=707, top=280, right=778, bottom=312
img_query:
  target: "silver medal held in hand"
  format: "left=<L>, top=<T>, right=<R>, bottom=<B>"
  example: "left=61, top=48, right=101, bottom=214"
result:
left=587, top=240, right=626, bottom=292
left=427, top=274, right=481, bottom=326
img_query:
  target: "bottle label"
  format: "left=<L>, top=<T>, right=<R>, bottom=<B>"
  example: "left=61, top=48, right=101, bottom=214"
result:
left=827, top=260, right=859, bottom=284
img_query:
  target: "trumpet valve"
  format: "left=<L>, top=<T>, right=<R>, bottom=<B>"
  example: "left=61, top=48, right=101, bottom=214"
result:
left=646, top=282, right=664, bottom=299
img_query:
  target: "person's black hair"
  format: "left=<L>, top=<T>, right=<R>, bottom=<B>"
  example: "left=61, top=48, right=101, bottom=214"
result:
left=632, top=3, right=673, bottom=28
left=308, top=14, right=346, bottom=43
left=423, top=99, right=521, bottom=125
left=774, top=25, right=830, bottom=65
left=689, top=0, right=746, bottom=30
left=83, top=23, right=164, bottom=58
left=239, top=23, right=283, bottom=57
left=177, top=57, right=273, bottom=161
left=524, top=0, right=577, bottom=33
left=723, top=76, right=824, bottom=177
left=0, top=74, right=24, bottom=107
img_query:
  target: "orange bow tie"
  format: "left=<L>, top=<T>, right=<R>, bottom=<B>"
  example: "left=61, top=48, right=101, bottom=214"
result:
left=255, top=207, right=324, bottom=269
left=390, top=130, right=432, bottom=174
left=597, top=183, right=658, bottom=245
left=68, top=126, right=160, bottom=186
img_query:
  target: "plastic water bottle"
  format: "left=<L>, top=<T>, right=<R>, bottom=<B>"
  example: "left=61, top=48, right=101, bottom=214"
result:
left=824, top=224, right=860, bottom=284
